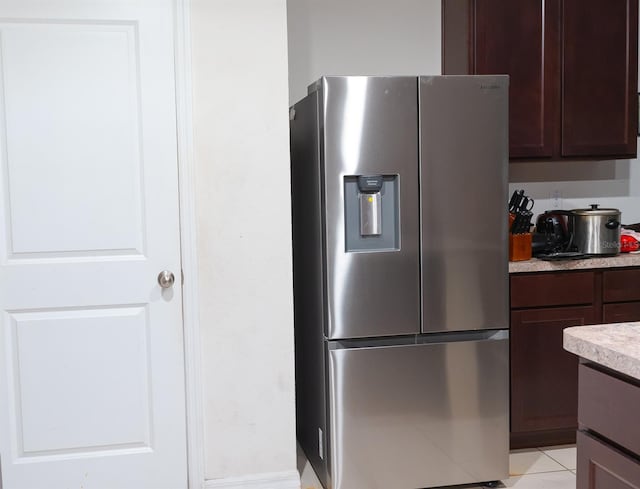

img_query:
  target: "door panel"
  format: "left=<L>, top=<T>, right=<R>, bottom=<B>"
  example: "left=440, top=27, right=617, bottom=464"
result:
left=9, top=307, right=151, bottom=455
left=474, top=0, right=560, bottom=158
left=561, top=0, right=638, bottom=157
left=510, top=306, right=596, bottom=435
left=420, top=76, right=509, bottom=333
left=1, top=22, right=145, bottom=256
left=322, top=77, right=421, bottom=339
left=0, top=1, right=186, bottom=488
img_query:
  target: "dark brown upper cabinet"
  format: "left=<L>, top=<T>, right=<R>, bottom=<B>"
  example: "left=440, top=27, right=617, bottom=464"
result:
left=442, top=0, right=638, bottom=161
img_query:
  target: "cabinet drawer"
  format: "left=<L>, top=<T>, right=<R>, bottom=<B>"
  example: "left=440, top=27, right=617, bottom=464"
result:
left=603, top=269, right=640, bottom=303
left=577, top=431, right=640, bottom=489
left=603, top=302, right=640, bottom=323
left=511, top=271, right=595, bottom=308
left=578, top=364, right=640, bottom=455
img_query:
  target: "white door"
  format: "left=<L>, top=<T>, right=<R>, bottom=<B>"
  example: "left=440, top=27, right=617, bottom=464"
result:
left=0, top=1, right=187, bottom=488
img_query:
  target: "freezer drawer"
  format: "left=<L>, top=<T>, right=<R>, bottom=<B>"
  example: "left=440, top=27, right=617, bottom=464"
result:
left=327, top=333, right=509, bottom=489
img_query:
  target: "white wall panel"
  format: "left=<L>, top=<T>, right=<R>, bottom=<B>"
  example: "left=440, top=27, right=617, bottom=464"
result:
left=287, top=0, right=442, bottom=104
left=191, top=0, right=297, bottom=481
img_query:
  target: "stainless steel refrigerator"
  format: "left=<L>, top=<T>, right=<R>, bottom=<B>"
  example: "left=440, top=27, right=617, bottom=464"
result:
left=290, top=76, right=509, bottom=489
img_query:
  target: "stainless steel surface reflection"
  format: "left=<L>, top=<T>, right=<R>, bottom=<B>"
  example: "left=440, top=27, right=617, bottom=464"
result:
left=290, top=76, right=510, bottom=489
left=322, top=77, right=421, bottom=339
left=328, top=334, right=509, bottom=489
left=419, top=76, right=509, bottom=333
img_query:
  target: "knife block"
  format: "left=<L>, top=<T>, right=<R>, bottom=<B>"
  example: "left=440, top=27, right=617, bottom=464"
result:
left=509, top=233, right=532, bottom=261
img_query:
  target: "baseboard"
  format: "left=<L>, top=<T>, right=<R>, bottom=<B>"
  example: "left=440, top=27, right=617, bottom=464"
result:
left=204, top=470, right=300, bottom=489
left=510, top=428, right=577, bottom=449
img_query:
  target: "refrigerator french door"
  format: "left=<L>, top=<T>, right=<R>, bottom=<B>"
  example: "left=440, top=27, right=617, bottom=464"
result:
left=290, top=76, right=510, bottom=489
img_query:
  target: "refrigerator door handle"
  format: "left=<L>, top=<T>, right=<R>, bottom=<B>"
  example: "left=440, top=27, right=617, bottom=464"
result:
left=415, top=329, right=509, bottom=345
left=328, top=329, right=509, bottom=351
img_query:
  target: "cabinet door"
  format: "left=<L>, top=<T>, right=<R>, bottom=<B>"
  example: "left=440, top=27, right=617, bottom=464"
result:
left=577, top=431, right=640, bottom=489
left=561, top=0, right=638, bottom=157
left=511, top=306, right=596, bottom=434
left=474, top=0, right=559, bottom=158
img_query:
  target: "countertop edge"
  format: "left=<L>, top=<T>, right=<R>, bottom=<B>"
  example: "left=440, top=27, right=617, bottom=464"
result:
left=509, top=253, right=640, bottom=274
left=564, top=323, right=640, bottom=381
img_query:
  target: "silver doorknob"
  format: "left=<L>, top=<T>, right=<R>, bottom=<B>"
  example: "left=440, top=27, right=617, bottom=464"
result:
left=157, top=270, right=175, bottom=288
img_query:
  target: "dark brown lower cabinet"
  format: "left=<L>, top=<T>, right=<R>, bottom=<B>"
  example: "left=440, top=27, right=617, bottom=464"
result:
left=603, top=268, right=640, bottom=302
left=510, top=267, right=640, bottom=449
left=603, top=302, right=640, bottom=323
left=577, top=363, right=640, bottom=488
left=577, top=432, right=640, bottom=489
left=510, top=306, right=596, bottom=447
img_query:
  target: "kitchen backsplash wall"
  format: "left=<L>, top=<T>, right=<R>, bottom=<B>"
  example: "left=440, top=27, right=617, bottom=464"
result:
left=287, top=0, right=640, bottom=225
left=510, top=159, right=640, bottom=226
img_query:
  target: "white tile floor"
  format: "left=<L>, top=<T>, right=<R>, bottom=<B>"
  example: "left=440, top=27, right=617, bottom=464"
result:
left=298, top=444, right=577, bottom=489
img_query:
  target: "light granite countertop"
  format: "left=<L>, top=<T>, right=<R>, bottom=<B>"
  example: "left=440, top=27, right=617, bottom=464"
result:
left=564, top=323, right=640, bottom=381
left=509, top=252, right=640, bottom=274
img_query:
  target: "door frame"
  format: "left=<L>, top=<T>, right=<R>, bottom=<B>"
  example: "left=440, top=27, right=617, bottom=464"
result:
left=175, top=1, right=205, bottom=487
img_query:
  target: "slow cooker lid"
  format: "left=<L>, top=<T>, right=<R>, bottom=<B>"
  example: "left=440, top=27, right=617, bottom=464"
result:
left=571, top=203, right=621, bottom=216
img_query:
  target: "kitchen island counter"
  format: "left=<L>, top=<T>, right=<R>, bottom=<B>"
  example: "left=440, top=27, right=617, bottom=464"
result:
left=564, top=322, right=640, bottom=381
left=509, top=253, right=640, bottom=274
left=564, top=322, right=640, bottom=489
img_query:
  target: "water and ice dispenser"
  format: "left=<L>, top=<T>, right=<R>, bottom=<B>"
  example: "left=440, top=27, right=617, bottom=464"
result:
left=344, top=174, right=399, bottom=252
left=357, top=175, right=383, bottom=236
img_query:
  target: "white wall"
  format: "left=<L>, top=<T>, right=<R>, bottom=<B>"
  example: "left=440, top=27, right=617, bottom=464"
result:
left=509, top=159, right=640, bottom=226
left=287, top=0, right=442, bottom=104
left=287, top=0, right=640, bottom=224
left=191, top=0, right=297, bottom=482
